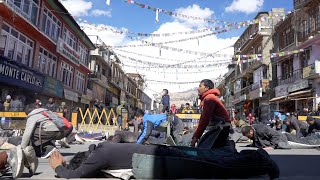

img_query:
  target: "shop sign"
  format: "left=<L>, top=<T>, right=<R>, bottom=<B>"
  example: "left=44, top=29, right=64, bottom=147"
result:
left=240, top=94, right=247, bottom=102
left=81, top=94, right=92, bottom=104
left=43, top=76, right=63, bottom=98
left=303, top=65, right=315, bottom=78
left=234, top=79, right=242, bottom=93
left=112, top=97, right=119, bottom=105
left=275, top=85, right=288, bottom=97
left=64, top=89, right=79, bottom=102
left=288, top=80, right=309, bottom=92
left=315, top=61, right=320, bottom=74
left=0, top=58, right=44, bottom=92
left=249, top=88, right=262, bottom=100
left=57, top=38, right=80, bottom=65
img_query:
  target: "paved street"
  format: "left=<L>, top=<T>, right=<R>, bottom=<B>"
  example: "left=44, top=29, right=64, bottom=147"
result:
left=1, top=142, right=319, bottom=180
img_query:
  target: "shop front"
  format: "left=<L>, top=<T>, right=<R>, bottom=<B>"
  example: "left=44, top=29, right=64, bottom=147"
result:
left=288, top=79, right=312, bottom=112
left=107, top=83, right=121, bottom=108
left=0, top=57, right=44, bottom=107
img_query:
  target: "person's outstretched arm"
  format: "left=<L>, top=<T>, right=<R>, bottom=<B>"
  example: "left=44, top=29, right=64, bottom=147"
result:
left=136, top=121, right=154, bottom=144
left=50, top=151, right=106, bottom=178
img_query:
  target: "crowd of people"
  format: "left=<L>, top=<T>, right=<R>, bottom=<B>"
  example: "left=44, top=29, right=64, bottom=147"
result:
left=1, top=79, right=320, bottom=179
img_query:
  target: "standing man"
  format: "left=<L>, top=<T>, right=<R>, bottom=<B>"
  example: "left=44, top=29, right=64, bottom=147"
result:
left=191, top=79, right=230, bottom=149
left=161, top=89, right=170, bottom=113
left=45, top=98, right=57, bottom=112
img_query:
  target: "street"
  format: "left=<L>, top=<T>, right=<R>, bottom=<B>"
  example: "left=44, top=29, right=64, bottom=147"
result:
left=1, top=142, right=319, bottom=179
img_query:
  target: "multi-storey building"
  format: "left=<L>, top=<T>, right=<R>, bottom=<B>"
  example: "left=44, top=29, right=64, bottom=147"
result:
left=232, top=8, right=284, bottom=122
left=271, top=0, right=320, bottom=113
left=0, top=0, right=95, bottom=110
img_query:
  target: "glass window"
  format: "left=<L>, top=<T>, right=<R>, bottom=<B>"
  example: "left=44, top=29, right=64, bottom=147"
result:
left=38, top=46, right=57, bottom=78
left=0, top=35, right=7, bottom=55
left=41, top=6, right=61, bottom=41
left=60, top=61, right=74, bottom=87
left=76, top=71, right=85, bottom=92
left=7, top=0, right=39, bottom=26
left=63, top=27, right=77, bottom=50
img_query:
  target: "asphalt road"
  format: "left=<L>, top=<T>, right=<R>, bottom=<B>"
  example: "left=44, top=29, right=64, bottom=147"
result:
left=1, top=142, right=320, bottom=180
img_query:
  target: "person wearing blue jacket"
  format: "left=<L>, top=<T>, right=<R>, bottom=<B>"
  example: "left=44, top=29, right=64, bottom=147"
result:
left=135, top=109, right=167, bottom=144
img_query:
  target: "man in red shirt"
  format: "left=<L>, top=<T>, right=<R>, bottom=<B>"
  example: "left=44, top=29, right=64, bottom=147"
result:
left=191, top=79, right=230, bottom=149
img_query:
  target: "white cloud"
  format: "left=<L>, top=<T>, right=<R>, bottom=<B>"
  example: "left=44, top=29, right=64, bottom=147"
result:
left=91, top=9, right=112, bottom=17
left=61, top=0, right=92, bottom=16
left=225, top=0, right=264, bottom=14
left=174, top=4, right=214, bottom=28
left=81, top=4, right=238, bottom=96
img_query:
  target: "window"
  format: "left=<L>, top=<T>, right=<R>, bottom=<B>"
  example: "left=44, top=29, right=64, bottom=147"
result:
left=75, top=71, right=85, bottom=92
left=0, top=23, right=33, bottom=67
left=279, top=26, right=294, bottom=50
left=281, top=58, right=293, bottom=79
left=63, top=27, right=77, bottom=50
left=38, top=47, right=57, bottom=78
left=42, top=7, right=61, bottom=41
left=78, top=43, right=89, bottom=66
left=60, top=61, right=74, bottom=87
left=300, top=48, right=310, bottom=69
left=7, top=0, right=39, bottom=26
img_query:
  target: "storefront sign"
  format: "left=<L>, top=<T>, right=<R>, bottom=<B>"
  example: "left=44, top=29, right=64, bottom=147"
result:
left=288, top=80, right=309, bottom=92
left=0, top=58, right=43, bottom=92
left=112, top=97, right=119, bottom=105
left=249, top=88, right=262, bottom=100
left=57, top=38, right=80, bottom=65
left=81, top=94, right=92, bottom=104
left=315, top=61, right=320, bottom=74
left=303, top=63, right=315, bottom=79
left=234, top=79, right=241, bottom=93
left=275, top=85, right=288, bottom=97
left=108, top=84, right=120, bottom=96
left=240, top=94, right=247, bottom=102
left=43, top=76, right=63, bottom=98
left=64, top=89, right=79, bottom=102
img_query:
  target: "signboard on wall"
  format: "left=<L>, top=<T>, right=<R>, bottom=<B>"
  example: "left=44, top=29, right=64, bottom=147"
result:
left=288, top=79, right=309, bottom=92
left=275, top=85, right=289, bottom=97
left=57, top=38, right=80, bottom=65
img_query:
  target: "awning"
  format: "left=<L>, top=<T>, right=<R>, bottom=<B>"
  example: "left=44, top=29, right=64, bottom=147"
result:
left=288, top=89, right=312, bottom=97
left=269, top=96, right=287, bottom=102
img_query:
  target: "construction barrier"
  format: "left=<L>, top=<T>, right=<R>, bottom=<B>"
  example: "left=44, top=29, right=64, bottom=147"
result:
left=298, top=116, right=320, bottom=121
left=78, top=108, right=119, bottom=133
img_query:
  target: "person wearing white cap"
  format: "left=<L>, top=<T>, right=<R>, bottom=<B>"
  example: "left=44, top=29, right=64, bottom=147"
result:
left=4, top=95, right=11, bottom=111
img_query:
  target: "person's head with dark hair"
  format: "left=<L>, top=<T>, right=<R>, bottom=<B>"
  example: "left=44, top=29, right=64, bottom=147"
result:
left=198, top=79, right=214, bottom=96
left=134, top=109, right=145, bottom=124
left=185, top=103, right=190, bottom=108
left=162, top=89, right=168, bottom=96
left=306, top=115, right=315, bottom=125
left=241, top=126, right=254, bottom=139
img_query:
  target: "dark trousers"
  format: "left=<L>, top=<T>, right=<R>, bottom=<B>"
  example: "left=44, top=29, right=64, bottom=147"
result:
left=197, top=124, right=230, bottom=149
left=112, top=130, right=166, bottom=144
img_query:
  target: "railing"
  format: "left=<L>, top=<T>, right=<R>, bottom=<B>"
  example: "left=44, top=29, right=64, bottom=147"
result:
left=90, top=72, right=108, bottom=84
left=277, top=69, right=302, bottom=86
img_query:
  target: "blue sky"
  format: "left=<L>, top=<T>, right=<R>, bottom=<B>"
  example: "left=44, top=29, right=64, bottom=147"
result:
left=62, top=0, right=293, bottom=93
left=64, top=0, right=292, bottom=39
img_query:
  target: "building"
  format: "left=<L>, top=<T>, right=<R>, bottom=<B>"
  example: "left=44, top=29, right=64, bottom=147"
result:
left=0, top=0, right=95, bottom=110
left=232, top=9, right=284, bottom=122
left=218, top=64, right=236, bottom=111
left=271, top=0, right=320, bottom=113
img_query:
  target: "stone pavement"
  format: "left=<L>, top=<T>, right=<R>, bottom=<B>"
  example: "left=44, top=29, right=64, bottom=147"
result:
left=1, top=142, right=320, bottom=179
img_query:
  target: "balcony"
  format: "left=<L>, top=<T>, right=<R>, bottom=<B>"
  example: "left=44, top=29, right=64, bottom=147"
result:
left=303, top=62, right=320, bottom=79
left=89, top=72, right=108, bottom=88
left=251, top=79, right=269, bottom=92
left=277, top=69, right=302, bottom=86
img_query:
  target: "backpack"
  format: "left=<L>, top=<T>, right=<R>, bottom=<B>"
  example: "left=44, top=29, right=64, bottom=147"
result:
left=40, top=109, right=72, bottom=129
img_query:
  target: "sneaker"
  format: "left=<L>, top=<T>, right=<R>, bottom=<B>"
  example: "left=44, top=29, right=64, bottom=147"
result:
left=22, top=146, right=38, bottom=174
left=7, top=146, right=24, bottom=178
left=75, top=134, right=85, bottom=144
left=41, top=146, right=59, bottom=159
left=58, top=140, right=70, bottom=148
